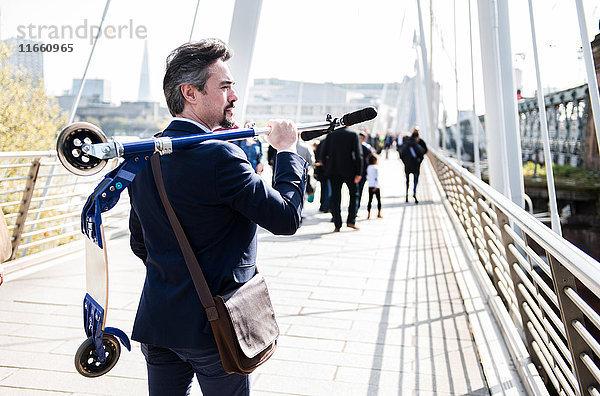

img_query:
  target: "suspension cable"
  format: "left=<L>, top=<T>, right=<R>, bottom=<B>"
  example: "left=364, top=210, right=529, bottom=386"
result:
left=527, top=0, right=562, bottom=235
left=67, top=0, right=112, bottom=125
left=189, top=0, right=201, bottom=42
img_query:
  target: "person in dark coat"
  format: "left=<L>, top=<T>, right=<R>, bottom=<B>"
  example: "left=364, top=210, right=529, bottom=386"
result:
left=128, top=39, right=307, bottom=395
left=314, top=139, right=330, bottom=212
left=267, top=144, right=278, bottom=184
left=319, top=127, right=363, bottom=231
left=399, top=128, right=427, bottom=203
left=357, top=131, right=373, bottom=214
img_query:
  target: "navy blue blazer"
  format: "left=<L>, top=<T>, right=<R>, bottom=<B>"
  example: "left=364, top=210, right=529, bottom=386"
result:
left=128, top=120, right=308, bottom=348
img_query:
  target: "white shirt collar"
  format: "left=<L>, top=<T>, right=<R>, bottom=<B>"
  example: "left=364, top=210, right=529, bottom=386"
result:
left=172, top=117, right=211, bottom=133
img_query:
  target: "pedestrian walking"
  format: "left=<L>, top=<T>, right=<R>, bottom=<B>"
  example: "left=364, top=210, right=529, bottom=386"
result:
left=296, top=134, right=315, bottom=204
left=366, top=155, right=382, bottom=219
left=399, top=127, right=427, bottom=204
left=314, top=139, right=330, bottom=212
left=357, top=131, right=373, bottom=214
left=319, top=127, right=363, bottom=232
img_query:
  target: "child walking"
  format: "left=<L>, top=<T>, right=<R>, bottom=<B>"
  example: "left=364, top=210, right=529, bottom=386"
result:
left=366, top=155, right=382, bottom=219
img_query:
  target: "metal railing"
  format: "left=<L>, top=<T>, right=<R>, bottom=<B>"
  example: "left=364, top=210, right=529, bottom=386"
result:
left=430, top=149, right=600, bottom=396
left=0, top=151, right=129, bottom=272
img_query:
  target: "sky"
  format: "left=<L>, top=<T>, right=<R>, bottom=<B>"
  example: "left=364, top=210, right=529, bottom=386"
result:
left=1, top=0, right=599, bottom=123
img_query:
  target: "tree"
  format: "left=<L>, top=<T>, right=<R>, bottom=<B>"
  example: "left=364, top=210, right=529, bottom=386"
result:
left=0, top=43, right=67, bottom=151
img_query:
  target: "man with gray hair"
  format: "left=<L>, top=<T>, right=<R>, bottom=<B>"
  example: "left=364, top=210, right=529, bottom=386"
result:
left=128, top=38, right=308, bottom=395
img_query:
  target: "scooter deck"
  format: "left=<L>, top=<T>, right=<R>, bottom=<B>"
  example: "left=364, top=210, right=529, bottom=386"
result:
left=85, top=224, right=108, bottom=330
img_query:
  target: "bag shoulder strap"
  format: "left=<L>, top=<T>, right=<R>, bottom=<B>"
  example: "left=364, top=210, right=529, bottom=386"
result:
left=150, top=154, right=219, bottom=321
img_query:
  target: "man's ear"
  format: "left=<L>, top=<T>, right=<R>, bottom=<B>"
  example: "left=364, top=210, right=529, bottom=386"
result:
left=180, top=84, right=198, bottom=104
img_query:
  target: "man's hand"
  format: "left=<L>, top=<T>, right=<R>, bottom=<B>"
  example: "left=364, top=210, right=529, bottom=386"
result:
left=266, top=119, right=297, bottom=152
left=354, top=175, right=362, bottom=184
left=256, top=163, right=264, bottom=174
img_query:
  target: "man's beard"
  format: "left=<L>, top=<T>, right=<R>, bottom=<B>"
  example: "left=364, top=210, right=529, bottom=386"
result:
left=220, top=103, right=235, bottom=129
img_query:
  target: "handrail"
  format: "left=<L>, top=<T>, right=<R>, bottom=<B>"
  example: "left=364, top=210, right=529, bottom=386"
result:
left=434, top=148, right=600, bottom=295
left=430, top=148, right=600, bottom=396
left=0, top=151, right=57, bottom=159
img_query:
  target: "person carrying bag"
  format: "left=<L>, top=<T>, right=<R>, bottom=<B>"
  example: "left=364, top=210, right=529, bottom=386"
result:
left=127, top=40, right=307, bottom=396
left=151, top=154, right=278, bottom=375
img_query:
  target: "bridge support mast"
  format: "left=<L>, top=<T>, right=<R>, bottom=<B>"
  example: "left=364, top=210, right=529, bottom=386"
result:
left=477, top=0, right=524, bottom=207
left=227, top=0, right=263, bottom=123
left=416, top=0, right=435, bottom=145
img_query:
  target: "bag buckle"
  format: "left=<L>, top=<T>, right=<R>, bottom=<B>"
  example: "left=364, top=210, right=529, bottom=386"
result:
left=206, top=306, right=219, bottom=321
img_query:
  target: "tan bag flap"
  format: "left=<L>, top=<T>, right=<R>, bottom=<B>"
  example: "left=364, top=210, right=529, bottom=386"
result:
left=0, top=210, right=11, bottom=262
left=221, top=273, right=279, bottom=358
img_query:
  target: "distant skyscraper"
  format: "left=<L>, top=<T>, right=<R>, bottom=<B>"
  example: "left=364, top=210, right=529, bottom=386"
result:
left=71, top=78, right=111, bottom=102
left=138, top=41, right=151, bottom=102
left=3, top=38, right=44, bottom=83
left=57, top=78, right=111, bottom=111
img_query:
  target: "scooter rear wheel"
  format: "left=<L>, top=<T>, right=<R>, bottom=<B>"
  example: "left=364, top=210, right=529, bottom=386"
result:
left=74, top=334, right=121, bottom=377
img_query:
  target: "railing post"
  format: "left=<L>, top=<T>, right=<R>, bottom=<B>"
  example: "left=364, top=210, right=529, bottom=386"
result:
left=549, top=254, right=596, bottom=395
left=460, top=178, right=478, bottom=248
left=440, top=165, right=457, bottom=213
left=10, top=158, right=41, bottom=260
left=496, top=210, right=548, bottom=386
left=473, top=190, right=495, bottom=281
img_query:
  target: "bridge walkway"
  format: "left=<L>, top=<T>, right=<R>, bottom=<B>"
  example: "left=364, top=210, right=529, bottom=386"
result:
left=0, top=154, right=523, bottom=395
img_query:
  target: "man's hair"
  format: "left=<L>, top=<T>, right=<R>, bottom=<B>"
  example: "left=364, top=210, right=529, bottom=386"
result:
left=163, top=39, right=233, bottom=116
left=410, top=126, right=420, bottom=139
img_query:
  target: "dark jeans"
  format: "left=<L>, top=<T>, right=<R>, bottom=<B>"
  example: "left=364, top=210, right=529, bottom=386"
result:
left=141, top=343, right=250, bottom=396
left=367, top=187, right=381, bottom=212
left=405, top=169, right=420, bottom=196
left=357, top=177, right=367, bottom=210
left=329, top=175, right=359, bottom=228
left=319, top=178, right=331, bottom=211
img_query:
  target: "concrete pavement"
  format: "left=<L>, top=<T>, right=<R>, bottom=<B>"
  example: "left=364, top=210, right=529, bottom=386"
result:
left=0, top=155, right=522, bottom=395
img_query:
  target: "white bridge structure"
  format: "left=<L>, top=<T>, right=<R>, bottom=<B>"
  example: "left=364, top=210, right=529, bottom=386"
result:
left=2, top=1, right=600, bottom=395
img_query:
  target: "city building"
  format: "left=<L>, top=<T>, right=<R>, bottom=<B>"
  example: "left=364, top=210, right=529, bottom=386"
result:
left=56, top=77, right=169, bottom=137
left=57, top=78, right=112, bottom=111
left=244, top=78, right=410, bottom=134
left=2, top=38, right=44, bottom=83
